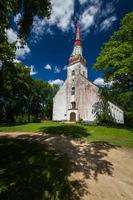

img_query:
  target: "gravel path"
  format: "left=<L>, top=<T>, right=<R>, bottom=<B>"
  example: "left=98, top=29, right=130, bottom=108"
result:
left=0, top=132, right=133, bottom=200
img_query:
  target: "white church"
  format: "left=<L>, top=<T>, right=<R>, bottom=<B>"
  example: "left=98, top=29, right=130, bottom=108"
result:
left=53, top=23, right=124, bottom=123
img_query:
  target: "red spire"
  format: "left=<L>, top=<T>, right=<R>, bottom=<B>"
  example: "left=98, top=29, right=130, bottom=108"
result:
left=74, top=21, right=81, bottom=47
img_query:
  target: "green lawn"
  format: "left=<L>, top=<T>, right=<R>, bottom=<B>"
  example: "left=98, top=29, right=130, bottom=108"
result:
left=0, top=122, right=133, bottom=149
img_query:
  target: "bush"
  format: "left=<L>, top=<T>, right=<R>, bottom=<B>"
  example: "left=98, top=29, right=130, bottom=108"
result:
left=125, top=111, right=133, bottom=127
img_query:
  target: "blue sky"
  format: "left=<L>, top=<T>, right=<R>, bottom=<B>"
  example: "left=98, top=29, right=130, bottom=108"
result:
left=7, top=0, right=133, bottom=86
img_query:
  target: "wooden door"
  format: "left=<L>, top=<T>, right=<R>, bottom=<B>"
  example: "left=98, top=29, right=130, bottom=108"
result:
left=70, top=112, right=76, bottom=121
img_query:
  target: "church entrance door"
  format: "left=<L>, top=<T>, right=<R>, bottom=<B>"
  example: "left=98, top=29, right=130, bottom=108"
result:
left=70, top=112, right=76, bottom=121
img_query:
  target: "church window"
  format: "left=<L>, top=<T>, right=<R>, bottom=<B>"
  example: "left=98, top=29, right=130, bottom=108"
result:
left=71, top=87, right=75, bottom=95
left=71, top=102, right=76, bottom=109
left=72, top=70, right=75, bottom=76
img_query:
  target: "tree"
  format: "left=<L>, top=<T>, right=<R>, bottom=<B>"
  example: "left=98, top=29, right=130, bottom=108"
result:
left=92, top=88, right=114, bottom=125
left=44, top=84, right=59, bottom=120
left=0, top=0, right=51, bottom=40
left=0, top=59, right=59, bottom=122
left=0, top=61, right=33, bottom=122
left=94, top=12, right=133, bottom=126
left=28, top=80, right=53, bottom=122
left=0, top=0, right=54, bottom=123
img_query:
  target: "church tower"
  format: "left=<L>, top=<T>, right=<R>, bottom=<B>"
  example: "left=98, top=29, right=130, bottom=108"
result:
left=68, top=22, right=87, bottom=79
left=66, top=22, right=88, bottom=121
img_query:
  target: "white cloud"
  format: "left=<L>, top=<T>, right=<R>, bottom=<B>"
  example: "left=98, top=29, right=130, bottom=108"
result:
left=31, top=0, right=118, bottom=40
left=32, top=0, right=75, bottom=41
left=79, top=0, right=100, bottom=5
left=100, top=16, right=117, bottom=31
left=30, top=65, right=38, bottom=76
left=48, top=79, right=64, bottom=87
left=80, top=4, right=101, bottom=33
left=54, top=66, right=61, bottom=73
left=31, top=16, right=47, bottom=41
left=49, top=0, right=75, bottom=31
left=79, top=0, right=118, bottom=34
left=13, top=59, right=21, bottom=63
left=63, top=65, right=67, bottom=71
left=16, top=40, right=31, bottom=59
left=44, top=64, right=52, bottom=70
left=78, top=0, right=88, bottom=5
left=44, top=64, right=65, bottom=73
left=93, top=77, right=113, bottom=87
left=6, top=28, right=31, bottom=59
left=93, top=78, right=105, bottom=86
left=101, top=2, right=115, bottom=18
left=14, top=13, right=22, bottom=24
left=6, top=28, right=18, bottom=43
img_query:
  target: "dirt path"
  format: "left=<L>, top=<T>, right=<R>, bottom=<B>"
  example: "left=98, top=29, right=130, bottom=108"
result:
left=0, top=132, right=133, bottom=200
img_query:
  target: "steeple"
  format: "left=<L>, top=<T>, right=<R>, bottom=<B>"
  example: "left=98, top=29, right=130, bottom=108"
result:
left=74, top=21, right=81, bottom=47
left=72, top=21, right=82, bottom=56
left=68, top=21, right=86, bottom=67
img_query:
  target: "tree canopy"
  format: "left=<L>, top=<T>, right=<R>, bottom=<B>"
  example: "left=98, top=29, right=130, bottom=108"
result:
left=0, top=0, right=58, bottom=123
left=0, top=0, right=51, bottom=40
left=94, top=12, right=133, bottom=126
left=0, top=61, right=59, bottom=122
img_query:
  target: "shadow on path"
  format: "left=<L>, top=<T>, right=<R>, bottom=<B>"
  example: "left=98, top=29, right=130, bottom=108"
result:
left=0, top=137, right=70, bottom=200
left=0, top=125, right=120, bottom=200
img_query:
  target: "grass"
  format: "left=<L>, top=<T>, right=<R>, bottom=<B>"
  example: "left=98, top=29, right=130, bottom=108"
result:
left=85, top=125, right=133, bottom=149
left=0, top=121, right=133, bottom=148
left=0, top=122, right=133, bottom=199
left=0, top=122, right=59, bottom=132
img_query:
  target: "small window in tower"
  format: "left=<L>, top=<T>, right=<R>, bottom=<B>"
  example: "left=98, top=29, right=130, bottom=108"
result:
left=71, top=87, right=75, bottom=95
left=83, top=71, right=85, bottom=76
left=71, top=102, right=76, bottom=109
left=72, top=70, right=75, bottom=76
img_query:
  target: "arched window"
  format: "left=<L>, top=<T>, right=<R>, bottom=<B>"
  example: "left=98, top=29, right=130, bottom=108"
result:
left=71, top=87, right=75, bottom=95
left=71, top=102, right=76, bottom=109
left=72, top=70, right=75, bottom=76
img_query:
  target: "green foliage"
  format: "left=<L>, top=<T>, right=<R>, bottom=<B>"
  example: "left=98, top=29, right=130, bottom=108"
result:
left=124, top=111, right=133, bottom=127
left=0, top=27, right=58, bottom=122
left=0, top=0, right=51, bottom=40
left=94, top=12, right=133, bottom=126
left=95, top=12, right=133, bottom=81
left=0, top=138, right=70, bottom=200
left=0, top=62, right=58, bottom=122
left=92, top=88, right=114, bottom=125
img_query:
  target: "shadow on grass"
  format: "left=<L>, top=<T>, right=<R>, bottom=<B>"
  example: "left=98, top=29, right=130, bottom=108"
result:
left=0, top=126, right=120, bottom=200
left=39, top=124, right=90, bottom=138
left=0, top=138, right=71, bottom=200
left=0, top=122, right=28, bottom=127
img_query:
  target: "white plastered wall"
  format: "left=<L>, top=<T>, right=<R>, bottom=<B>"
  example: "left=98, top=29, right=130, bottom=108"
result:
left=108, top=101, right=124, bottom=124
left=52, top=81, right=67, bottom=121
